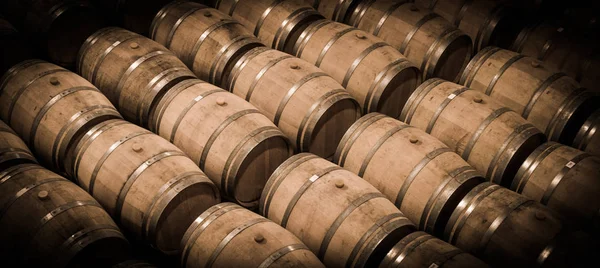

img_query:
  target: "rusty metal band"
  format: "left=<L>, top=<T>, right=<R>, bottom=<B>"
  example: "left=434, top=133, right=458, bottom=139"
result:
left=91, top=34, right=139, bottom=85
left=0, top=177, right=64, bottom=221
left=273, top=7, right=317, bottom=50
left=56, top=225, right=126, bottom=268
left=460, top=47, right=502, bottom=87
left=260, top=153, right=318, bottom=217
left=352, top=216, right=415, bottom=267
left=374, top=2, right=406, bottom=35
left=152, top=79, right=205, bottom=133
left=206, top=218, right=270, bottom=267
left=318, top=192, right=386, bottom=258
left=346, top=213, right=404, bottom=268
left=88, top=131, right=152, bottom=195
left=258, top=244, right=310, bottom=268
left=425, top=87, right=469, bottom=134
left=138, top=67, right=194, bottom=125
left=332, top=0, right=345, bottom=22
left=461, top=107, right=511, bottom=159
left=444, top=183, right=497, bottom=242
left=274, top=72, right=328, bottom=126
left=421, top=28, right=457, bottom=78
left=395, top=234, right=435, bottom=265
left=149, top=1, right=182, bottom=40
left=316, top=27, right=356, bottom=67
left=247, top=55, right=294, bottom=101
left=478, top=199, right=533, bottom=255
left=281, top=166, right=344, bottom=227
left=400, top=78, right=444, bottom=123
left=225, top=0, right=241, bottom=15
left=334, top=113, right=385, bottom=166
left=365, top=58, right=413, bottom=114
left=116, top=51, right=168, bottom=104
left=358, top=125, right=412, bottom=177
left=349, top=0, right=375, bottom=27
left=188, top=19, right=242, bottom=67
left=485, top=55, right=525, bottom=95
left=78, top=27, right=113, bottom=74
left=541, top=153, right=591, bottom=205
left=294, top=19, right=330, bottom=57
left=114, top=151, right=185, bottom=220
left=227, top=47, right=271, bottom=91
left=474, top=4, right=503, bottom=51
left=522, top=73, right=567, bottom=119
left=539, top=37, right=554, bottom=62
left=574, top=111, right=600, bottom=152
left=215, top=0, right=224, bottom=9
left=199, top=109, right=261, bottom=169
left=169, top=89, right=223, bottom=142
left=486, top=124, right=538, bottom=183
left=343, top=42, right=387, bottom=87
left=395, top=148, right=453, bottom=208
left=400, top=13, right=439, bottom=54
left=0, top=149, right=36, bottom=165
left=209, top=35, right=257, bottom=84
left=73, top=120, right=127, bottom=178
left=297, top=89, right=349, bottom=151
left=545, top=87, right=587, bottom=140
left=256, top=0, right=285, bottom=36
left=0, top=164, right=45, bottom=185
left=512, top=143, right=561, bottom=193
left=453, top=0, right=472, bottom=26
left=166, top=7, right=202, bottom=48
left=511, top=22, right=537, bottom=53
left=0, top=59, right=46, bottom=91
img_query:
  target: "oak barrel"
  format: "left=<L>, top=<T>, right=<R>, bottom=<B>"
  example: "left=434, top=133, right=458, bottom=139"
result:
left=380, top=231, right=489, bottom=268
left=78, top=27, right=196, bottom=126
left=149, top=79, right=292, bottom=209
left=460, top=47, right=600, bottom=144
left=306, top=0, right=359, bottom=23
left=260, top=153, right=416, bottom=268
left=215, top=0, right=324, bottom=53
left=335, top=113, right=483, bottom=236
left=92, top=0, right=173, bottom=35
left=574, top=110, right=600, bottom=155
left=150, top=1, right=264, bottom=86
left=65, top=119, right=220, bottom=255
left=514, top=142, right=600, bottom=232
left=0, top=164, right=129, bottom=267
left=400, top=79, right=546, bottom=187
left=0, top=60, right=122, bottom=171
left=181, top=202, right=324, bottom=268
left=0, top=120, right=37, bottom=171
left=347, top=0, right=473, bottom=81
left=225, top=47, right=361, bottom=158
left=293, top=20, right=421, bottom=118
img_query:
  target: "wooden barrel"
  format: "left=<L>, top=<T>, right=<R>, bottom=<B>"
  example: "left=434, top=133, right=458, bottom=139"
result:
left=260, top=153, right=416, bottom=268
left=307, top=0, right=359, bottom=23
left=66, top=119, right=220, bottom=255
left=0, top=120, right=37, bottom=171
left=224, top=47, right=361, bottom=158
left=399, top=79, right=546, bottom=187
left=92, top=0, right=173, bottom=35
left=414, top=0, right=520, bottom=52
left=77, top=27, right=196, bottom=126
left=444, top=182, right=566, bottom=266
left=181, top=202, right=324, bottom=268
left=293, top=20, right=421, bottom=118
left=0, top=60, right=122, bottom=171
left=380, top=231, right=489, bottom=268
left=510, top=21, right=600, bottom=91
left=460, top=47, right=600, bottom=144
left=150, top=1, right=265, bottom=86
left=0, top=164, right=129, bottom=267
left=0, top=17, right=34, bottom=75
left=334, top=113, right=483, bottom=237
left=347, top=0, right=473, bottom=81
left=149, top=79, right=292, bottom=209
left=215, top=0, right=324, bottom=53
left=514, top=142, right=600, bottom=232
left=574, top=110, right=600, bottom=155
left=0, top=0, right=107, bottom=68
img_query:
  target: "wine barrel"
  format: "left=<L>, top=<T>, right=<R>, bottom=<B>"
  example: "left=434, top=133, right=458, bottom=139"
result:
left=150, top=1, right=264, bottom=86
left=0, top=60, right=122, bottom=171
left=0, top=120, right=37, bottom=171
left=460, top=47, right=600, bottom=144
left=66, top=119, right=220, bottom=255
left=0, top=164, right=129, bottom=267
left=380, top=231, right=489, bottom=268
left=400, top=79, right=546, bottom=187
left=113, top=260, right=157, bottom=268
left=574, top=110, right=600, bottom=155
left=215, top=0, right=323, bottom=53
left=78, top=27, right=196, bottom=126
left=306, top=0, right=359, bottom=23
left=293, top=20, right=421, bottom=118
left=335, top=113, right=483, bottom=236
left=260, top=153, right=416, bottom=268
left=225, top=47, right=361, bottom=158
left=181, top=202, right=324, bottom=268
left=414, top=0, right=520, bottom=52
left=149, top=79, right=292, bottom=209
left=0, top=17, right=34, bottom=75
left=0, top=0, right=107, bottom=68
left=514, top=142, right=600, bottom=232
left=347, top=0, right=473, bottom=81
left=444, top=182, right=572, bottom=267
left=92, top=0, right=173, bottom=35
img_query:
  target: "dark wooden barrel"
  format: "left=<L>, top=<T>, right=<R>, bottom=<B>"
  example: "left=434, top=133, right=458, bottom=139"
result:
left=92, top=0, right=173, bottom=35
left=0, top=16, right=34, bottom=75
left=307, top=0, right=360, bottom=23
left=400, top=79, right=546, bottom=187
left=0, top=60, right=122, bottom=171
left=347, top=0, right=473, bottom=81
left=225, top=47, right=361, bottom=158
left=0, top=120, right=37, bottom=171
left=150, top=1, right=264, bottom=86
left=65, top=119, right=220, bottom=255
left=260, top=153, right=416, bottom=268
left=0, top=164, right=129, bottom=267
left=460, top=47, right=600, bottom=145
left=181, top=202, right=324, bottom=268
left=380, top=231, right=489, bottom=268
left=574, top=110, right=600, bottom=156
left=514, top=142, right=600, bottom=232
left=293, top=19, right=421, bottom=118
left=77, top=27, right=196, bottom=126
left=334, top=113, right=483, bottom=236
